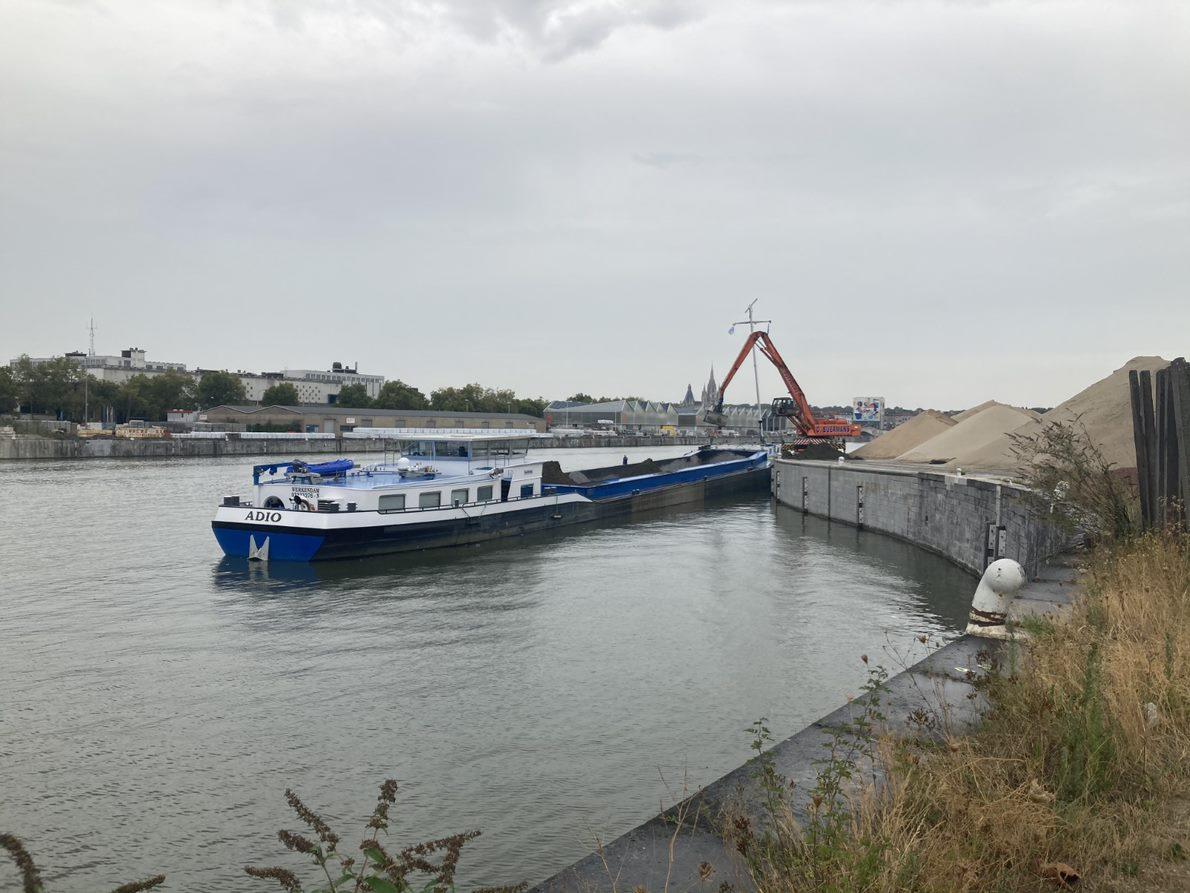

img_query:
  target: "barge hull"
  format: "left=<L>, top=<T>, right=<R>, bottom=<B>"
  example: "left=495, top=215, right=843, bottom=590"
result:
left=212, top=464, right=770, bottom=561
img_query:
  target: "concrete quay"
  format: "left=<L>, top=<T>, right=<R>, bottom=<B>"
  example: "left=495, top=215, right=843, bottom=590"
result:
left=533, top=460, right=1078, bottom=893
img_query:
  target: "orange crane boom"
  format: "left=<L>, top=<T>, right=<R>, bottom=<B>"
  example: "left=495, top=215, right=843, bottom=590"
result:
left=711, top=331, right=861, bottom=439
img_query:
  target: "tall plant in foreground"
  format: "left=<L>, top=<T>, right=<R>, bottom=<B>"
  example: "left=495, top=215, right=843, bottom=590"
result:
left=0, top=833, right=164, bottom=893
left=246, top=780, right=524, bottom=893
left=739, top=531, right=1190, bottom=892
left=735, top=659, right=892, bottom=889
left=1009, top=415, right=1136, bottom=543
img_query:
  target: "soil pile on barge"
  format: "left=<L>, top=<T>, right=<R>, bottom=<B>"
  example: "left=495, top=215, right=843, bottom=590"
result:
left=541, top=448, right=755, bottom=487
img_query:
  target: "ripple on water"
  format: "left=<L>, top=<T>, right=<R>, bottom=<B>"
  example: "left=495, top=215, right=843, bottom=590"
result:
left=0, top=448, right=974, bottom=890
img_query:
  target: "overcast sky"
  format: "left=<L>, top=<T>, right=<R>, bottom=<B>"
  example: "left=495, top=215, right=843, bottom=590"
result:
left=1, top=0, right=1186, bottom=409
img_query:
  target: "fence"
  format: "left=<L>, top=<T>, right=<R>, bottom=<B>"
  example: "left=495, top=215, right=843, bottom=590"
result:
left=1130, top=357, right=1189, bottom=529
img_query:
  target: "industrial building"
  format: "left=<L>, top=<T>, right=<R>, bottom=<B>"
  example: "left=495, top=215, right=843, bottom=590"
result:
left=200, top=405, right=547, bottom=435
left=12, top=343, right=384, bottom=405
left=545, top=368, right=766, bottom=434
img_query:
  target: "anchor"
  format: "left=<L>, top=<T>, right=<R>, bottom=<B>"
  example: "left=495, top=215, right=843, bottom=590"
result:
left=247, top=535, right=270, bottom=562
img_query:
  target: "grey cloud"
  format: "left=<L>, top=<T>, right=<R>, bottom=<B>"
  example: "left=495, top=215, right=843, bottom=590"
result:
left=0, top=0, right=1186, bottom=407
left=254, top=0, right=704, bottom=60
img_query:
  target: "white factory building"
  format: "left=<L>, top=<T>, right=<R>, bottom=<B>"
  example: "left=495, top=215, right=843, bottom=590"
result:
left=13, top=347, right=384, bottom=405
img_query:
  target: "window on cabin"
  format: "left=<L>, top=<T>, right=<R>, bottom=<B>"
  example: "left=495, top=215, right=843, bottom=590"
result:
left=379, top=494, right=406, bottom=512
left=419, top=491, right=441, bottom=509
left=520, top=483, right=534, bottom=499
left=451, top=488, right=469, bottom=506
left=477, top=485, right=494, bottom=502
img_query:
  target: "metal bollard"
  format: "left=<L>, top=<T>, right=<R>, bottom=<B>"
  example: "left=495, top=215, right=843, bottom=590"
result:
left=965, top=558, right=1026, bottom=639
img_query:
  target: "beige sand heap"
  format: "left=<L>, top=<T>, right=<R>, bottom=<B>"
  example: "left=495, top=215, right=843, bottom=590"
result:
left=896, top=402, right=1040, bottom=464
left=956, top=355, right=1171, bottom=473
left=952, top=399, right=1000, bottom=422
left=852, top=410, right=956, bottom=460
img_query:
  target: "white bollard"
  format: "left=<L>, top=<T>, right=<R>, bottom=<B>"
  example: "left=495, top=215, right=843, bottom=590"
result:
left=965, top=558, right=1026, bottom=639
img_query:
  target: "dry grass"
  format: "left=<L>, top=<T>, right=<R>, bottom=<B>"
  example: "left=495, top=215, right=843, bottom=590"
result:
left=746, top=531, right=1190, bottom=892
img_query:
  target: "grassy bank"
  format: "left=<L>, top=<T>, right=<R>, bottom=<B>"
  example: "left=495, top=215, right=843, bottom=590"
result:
left=743, top=531, right=1189, bottom=892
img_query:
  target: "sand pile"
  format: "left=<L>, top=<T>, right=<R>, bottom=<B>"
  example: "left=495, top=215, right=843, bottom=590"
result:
left=896, top=402, right=1039, bottom=464
left=956, top=356, right=1171, bottom=473
left=853, top=410, right=956, bottom=460
left=952, top=399, right=999, bottom=422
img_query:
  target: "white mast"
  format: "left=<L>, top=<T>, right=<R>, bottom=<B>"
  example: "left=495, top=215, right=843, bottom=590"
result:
left=730, top=300, right=771, bottom=437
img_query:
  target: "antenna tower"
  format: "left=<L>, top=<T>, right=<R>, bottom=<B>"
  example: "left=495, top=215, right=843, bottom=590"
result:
left=89, top=318, right=96, bottom=356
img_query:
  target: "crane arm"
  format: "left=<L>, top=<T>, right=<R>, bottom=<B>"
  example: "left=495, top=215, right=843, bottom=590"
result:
left=714, top=331, right=820, bottom=435
left=709, top=331, right=861, bottom=438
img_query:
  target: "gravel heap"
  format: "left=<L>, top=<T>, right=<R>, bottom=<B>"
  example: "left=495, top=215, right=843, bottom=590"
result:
left=955, top=355, right=1170, bottom=473
left=896, top=403, right=1039, bottom=465
left=852, top=410, right=956, bottom=460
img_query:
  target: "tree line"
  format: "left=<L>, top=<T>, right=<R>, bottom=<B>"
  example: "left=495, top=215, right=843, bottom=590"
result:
left=0, top=356, right=548, bottom=422
left=325, top=380, right=547, bottom=418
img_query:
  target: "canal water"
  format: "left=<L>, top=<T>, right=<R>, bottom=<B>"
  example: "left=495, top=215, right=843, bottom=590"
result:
left=0, top=447, right=973, bottom=891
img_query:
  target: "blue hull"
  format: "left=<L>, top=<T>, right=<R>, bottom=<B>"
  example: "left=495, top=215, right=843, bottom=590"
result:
left=213, top=454, right=771, bottom=562
left=212, top=527, right=326, bottom=561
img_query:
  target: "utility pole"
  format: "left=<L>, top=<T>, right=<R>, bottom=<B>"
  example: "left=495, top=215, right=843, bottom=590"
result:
left=730, top=299, right=772, bottom=438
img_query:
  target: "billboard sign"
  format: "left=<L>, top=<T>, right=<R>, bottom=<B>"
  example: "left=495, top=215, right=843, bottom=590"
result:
left=852, top=397, right=885, bottom=423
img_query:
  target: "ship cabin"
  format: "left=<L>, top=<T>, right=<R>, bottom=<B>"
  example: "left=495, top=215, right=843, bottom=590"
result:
left=247, top=434, right=546, bottom=515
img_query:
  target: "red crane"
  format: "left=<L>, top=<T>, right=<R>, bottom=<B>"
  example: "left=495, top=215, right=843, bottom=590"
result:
left=709, top=331, right=861, bottom=440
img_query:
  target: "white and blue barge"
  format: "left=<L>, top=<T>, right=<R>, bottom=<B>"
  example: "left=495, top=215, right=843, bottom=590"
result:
left=212, top=435, right=770, bottom=562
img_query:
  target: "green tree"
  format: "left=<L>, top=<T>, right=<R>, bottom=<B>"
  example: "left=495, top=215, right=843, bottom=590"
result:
left=0, top=365, right=19, bottom=414
left=336, top=382, right=372, bottom=407
left=144, top=370, right=197, bottom=419
left=87, top=379, right=123, bottom=423
left=119, top=374, right=155, bottom=420
left=16, top=356, right=87, bottom=418
left=196, top=370, right=247, bottom=408
left=429, top=383, right=546, bottom=416
left=374, top=379, right=430, bottom=410
left=567, top=393, right=594, bottom=403
left=514, top=397, right=547, bottom=418
left=430, top=383, right=487, bottom=412
left=261, top=382, right=300, bottom=405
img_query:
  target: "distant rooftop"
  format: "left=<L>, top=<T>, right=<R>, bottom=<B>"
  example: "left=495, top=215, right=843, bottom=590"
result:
left=208, top=404, right=543, bottom=421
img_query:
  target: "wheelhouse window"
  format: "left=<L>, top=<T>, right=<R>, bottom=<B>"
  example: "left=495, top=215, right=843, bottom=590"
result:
left=519, top=483, right=534, bottom=498
left=450, top=488, right=469, bottom=506
left=419, top=491, right=441, bottom=509
left=477, top=485, right=494, bottom=502
left=378, top=494, right=406, bottom=512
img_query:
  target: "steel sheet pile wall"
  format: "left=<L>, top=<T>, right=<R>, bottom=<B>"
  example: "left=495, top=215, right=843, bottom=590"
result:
left=773, top=459, right=1069, bottom=576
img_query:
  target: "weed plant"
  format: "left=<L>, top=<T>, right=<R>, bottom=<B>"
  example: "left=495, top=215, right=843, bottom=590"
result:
left=737, top=531, right=1190, bottom=892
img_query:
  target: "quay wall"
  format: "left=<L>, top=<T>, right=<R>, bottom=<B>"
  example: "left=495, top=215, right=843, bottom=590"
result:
left=772, top=458, right=1071, bottom=577
left=0, top=434, right=723, bottom=462
left=535, top=463, right=1079, bottom=893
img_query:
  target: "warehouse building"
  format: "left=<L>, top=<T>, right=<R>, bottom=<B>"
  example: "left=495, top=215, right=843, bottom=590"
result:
left=545, top=399, right=679, bottom=433
left=200, top=405, right=547, bottom=435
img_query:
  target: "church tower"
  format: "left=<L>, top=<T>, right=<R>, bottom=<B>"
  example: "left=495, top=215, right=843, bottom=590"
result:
left=700, top=367, right=719, bottom=407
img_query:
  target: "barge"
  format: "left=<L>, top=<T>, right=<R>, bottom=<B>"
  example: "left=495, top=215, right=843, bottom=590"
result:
left=211, top=435, right=770, bottom=561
